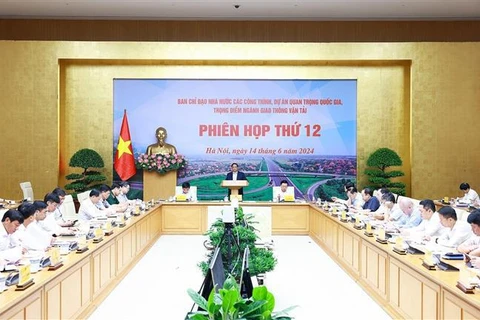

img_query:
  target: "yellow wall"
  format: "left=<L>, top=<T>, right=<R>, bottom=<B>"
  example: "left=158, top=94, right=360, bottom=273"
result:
left=0, top=41, right=479, bottom=200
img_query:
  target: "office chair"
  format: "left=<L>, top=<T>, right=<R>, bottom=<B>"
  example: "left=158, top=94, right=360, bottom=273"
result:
left=76, top=190, right=91, bottom=204
left=19, top=181, right=34, bottom=201
left=62, top=194, right=77, bottom=219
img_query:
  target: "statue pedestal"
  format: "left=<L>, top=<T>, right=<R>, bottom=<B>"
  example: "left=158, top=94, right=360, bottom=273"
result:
left=143, top=170, right=177, bottom=201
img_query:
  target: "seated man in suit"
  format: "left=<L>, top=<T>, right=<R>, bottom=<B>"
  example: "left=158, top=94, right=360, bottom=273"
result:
left=78, top=189, right=105, bottom=222
left=434, top=206, right=472, bottom=248
left=390, top=197, right=422, bottom=228
left=177, top=182, right=196, bottom=202
left=116, top=182, right=136, bottom=204
left=459, top=182, right=479, bottom=204
left=51, top=187, right=75, bottom=227
left=39, top=193, right=75, bottom=236
left=331, top=181, right=355, bottom=203
left=349, top=187, right=380, bottom=214
left=457, top=210, right=480, bottom=257
left=273, top=180, right=294, bottom=202
left=332, top=186, right=364, bottom=210
left=21, top=201, right=53, bottom=252
left=225, top=162, right=248, bottom=198
left=401, top=199, right=446, bottom=241
left=15, top=202, right=37, bottom=244
left=117, top=182, right=130, bottom=203
left=0, top=209, right=24, bottom=263
left=361, top=188, right=381, bottom=212
left=106, top=182, right=134, bottom=205
left=107, top=182, right=121, bottom=205
left=374, top=192, right=401, bottom=220
left=97, top=184, right=127, bottom=213
left=371, top=188, right=390, bottom=215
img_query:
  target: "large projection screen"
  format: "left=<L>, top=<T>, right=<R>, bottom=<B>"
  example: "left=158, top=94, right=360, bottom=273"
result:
left=113, top=79, right=357, bottom=201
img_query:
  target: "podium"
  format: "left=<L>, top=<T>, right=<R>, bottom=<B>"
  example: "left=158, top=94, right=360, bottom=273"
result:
left=143, top=170, right=177, bottom=201
left=221, top=180, right=249, bottom=201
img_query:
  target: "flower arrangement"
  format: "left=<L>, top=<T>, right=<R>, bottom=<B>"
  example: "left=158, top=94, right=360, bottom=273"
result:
left=135, top=153, right=187, bottom=174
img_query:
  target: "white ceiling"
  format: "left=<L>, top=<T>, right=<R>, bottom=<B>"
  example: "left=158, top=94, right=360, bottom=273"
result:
left=0, top=0, right=479, bottom=21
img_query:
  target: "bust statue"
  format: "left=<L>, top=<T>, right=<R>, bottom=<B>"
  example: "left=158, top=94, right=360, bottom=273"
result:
left=146, top=127, right=177, bottom=155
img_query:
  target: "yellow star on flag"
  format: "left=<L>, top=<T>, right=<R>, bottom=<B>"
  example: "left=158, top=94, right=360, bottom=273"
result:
left=116, top=137, right=132, bottom=159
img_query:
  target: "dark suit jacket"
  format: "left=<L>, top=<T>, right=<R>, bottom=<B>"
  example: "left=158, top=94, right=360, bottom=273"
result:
left=225, top=171, right=247, bottom=195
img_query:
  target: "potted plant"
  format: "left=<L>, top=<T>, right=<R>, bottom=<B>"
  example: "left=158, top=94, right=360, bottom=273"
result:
left=64, top=148, right=107, bottom=198
left=186, top=276, right=296, bottom=320
left=198, top=207, right=277, bottom=281
left=364, top=147, right=406, bottom=195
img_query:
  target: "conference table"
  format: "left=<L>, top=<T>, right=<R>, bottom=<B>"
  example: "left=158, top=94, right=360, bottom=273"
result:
left=1, top=201, right=479, bottom=319
left=0, top=205, right=162, bottom=319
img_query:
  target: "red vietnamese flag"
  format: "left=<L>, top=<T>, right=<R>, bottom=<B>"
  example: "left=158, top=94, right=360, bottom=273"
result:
left=114, top=110, right=136, bottom=181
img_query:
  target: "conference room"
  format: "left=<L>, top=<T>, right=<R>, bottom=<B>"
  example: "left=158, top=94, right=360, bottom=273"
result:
left=0, top=1, right=479, bottom=319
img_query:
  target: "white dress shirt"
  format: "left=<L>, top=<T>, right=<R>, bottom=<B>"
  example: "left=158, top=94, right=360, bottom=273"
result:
left=395, top=207, right=423, bottom=229
left=232, top=172, right=238, bottom=181
left=462, top=189, right=479, bottom=203
left=276, top=189, right=288, bottom=202
left=436, top=220, right=473, bottom=248
left=96, top=199, right=111, bottom=210
left=388, top=205, right=404, bottom=221
left=117, top=193, right=129, bottom=203
left=408, top=212, right=446, bottom=238
left=39, top=211, right=63, bottom=235
left=274, top=188, right=294, bottom=202
left=12, top=224, right=25, bottom=244
left=458, top=235, right=480, bottom=252
left=54, top=205, right=65, bottom=222
left=182, top=190, right=196, bottom=202
left=22, top=221, right=52, bottom=251
left=78, top=198, right=105, bottom=221
left=335, top=193, right=363, bottom=208
left=0, top=224, right=22, bottom=262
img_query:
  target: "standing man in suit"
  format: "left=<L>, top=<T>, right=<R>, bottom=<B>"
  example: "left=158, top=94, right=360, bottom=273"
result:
left=225, top=162, right=248, bottom=197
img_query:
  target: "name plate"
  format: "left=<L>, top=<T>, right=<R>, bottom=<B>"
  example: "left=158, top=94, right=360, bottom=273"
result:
left=18, top=264, right=31, bottom=286
left=355, top=215, right=361, bottom=225
left=284, top=194, right=295, bottom=202
left=392, top=236, right=407, bottom=255
left=424, top=249, right=435, bottom=266
left=94, top=227, right=103, bottom=239
left=395, top=236, right=404, bottom=248
left=377, top=228, right=386, bottom=240
left=366, top=222, right=372, bottom=233
left=103, top=221, right=113, bottom=232
left=50, top=247, right=61, bottom=265
left=175, top=194, right=187, bottom=201
left=77, top=234, right=87, bottom=246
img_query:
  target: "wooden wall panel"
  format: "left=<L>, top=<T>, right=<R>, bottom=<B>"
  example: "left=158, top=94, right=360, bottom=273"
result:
left=0, top=20, right=479, bottom=42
